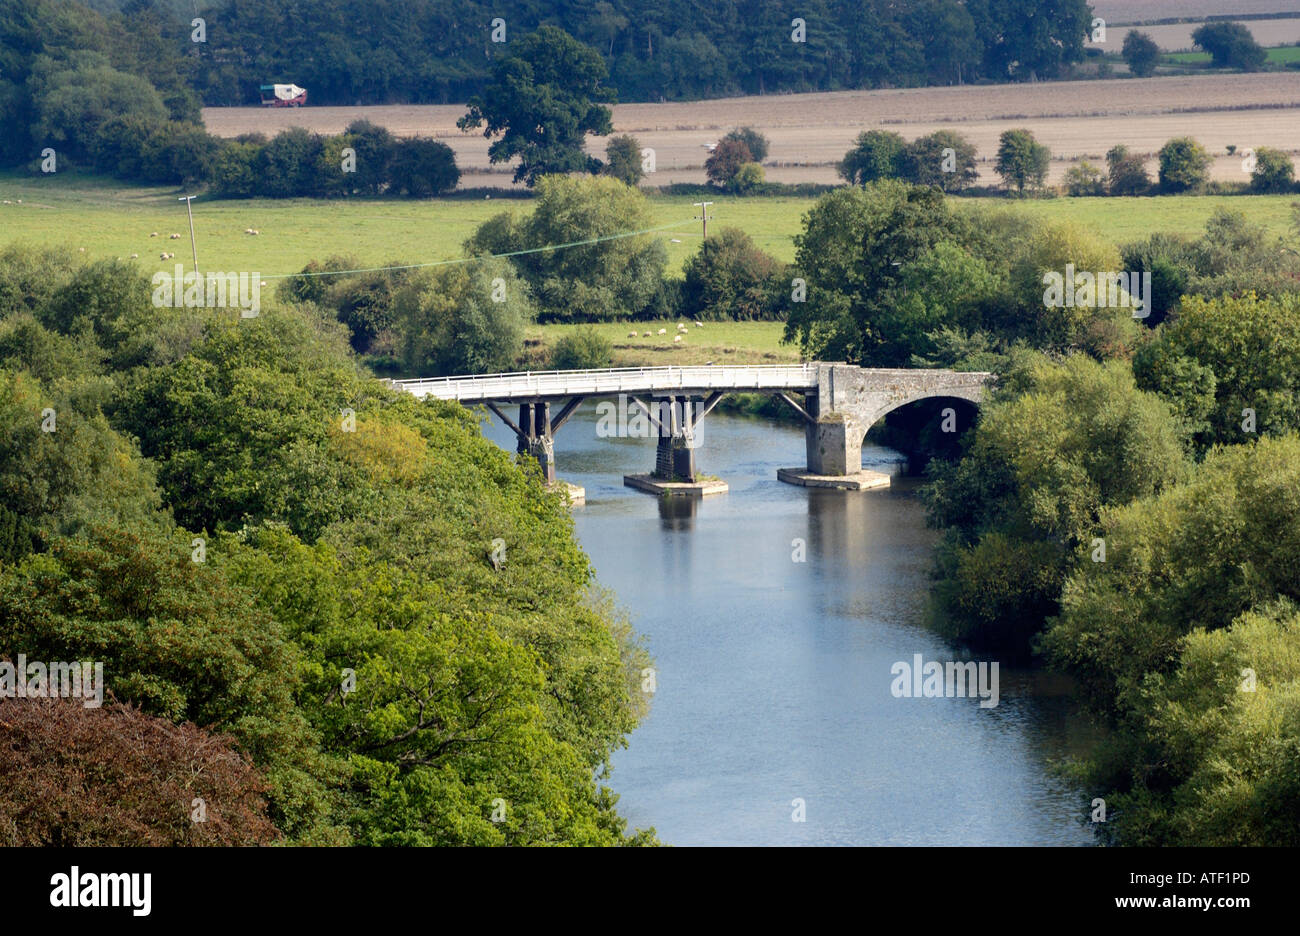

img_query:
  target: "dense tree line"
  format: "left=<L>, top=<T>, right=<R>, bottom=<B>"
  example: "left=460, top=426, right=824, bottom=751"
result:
left=1, top=0, right=461, bottom=195
left=178, top=0, right=1093, bottom=105
left=0, top=244, right=655, bottom=844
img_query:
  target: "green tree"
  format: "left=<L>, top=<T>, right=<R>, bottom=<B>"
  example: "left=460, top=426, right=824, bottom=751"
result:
left=604, top=134, right=644, bottom=186
left=31, top=64, right=168, bottom=160
left=1133, top=292, right=1300, bottom=450
left=457, top=26, right=615, bottom=186
left=682, top=227, right=782, bottom=321
left=387, top=138, right=460, bottom=196
left=1158, top=137, right=1211, bottom=193
left=1106, top=144, right=1151, bottom=195
left=924, top=354, right=1189, bottom=655
left=995, top=128, right=1050, bottom=194
left=1044, top=434, right=1300, bottom=718
left=729, top=161, right=765, bottom=193
left=1063, top=161, right=1105, bottom=196
left=1193, top=21, right=1267, bottom=70
left=465, top=174, right=666, bottom=322
left=704, top=137, right=752, bottom=188
left=1250, top=147, right=1295, bottom=194
left=722, top=126, right=769, bottom=162
left=115, top=312, right=374, bottom=542
left=257, top=127, right=325, bottom=198
left=344, top=119, right=395, bottom=195
left=1121, top=30, right=1160, bottom=77
left=783, top=181, right=988, bottom=364
left=394, top=259, right=532, bottom=375
left=969, top=0, right=1092, bottom=80
left=837, top=130, right=906, bottom=186
left=211, top=141, right=261, bottom=197
left=0, top=525, right=341, bottom=842
left=910, top=0, right=983, bottom=84
left=901, top=130, right=979, bottom=192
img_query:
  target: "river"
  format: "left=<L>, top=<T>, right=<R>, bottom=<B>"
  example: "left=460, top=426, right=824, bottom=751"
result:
left=482, top=406, right=1096, bottom=846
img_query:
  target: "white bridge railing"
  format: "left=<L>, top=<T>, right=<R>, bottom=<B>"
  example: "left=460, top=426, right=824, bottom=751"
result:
left=392, top=364, right=819, bottom=402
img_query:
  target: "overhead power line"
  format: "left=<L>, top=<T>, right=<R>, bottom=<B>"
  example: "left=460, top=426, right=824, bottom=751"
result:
left=258, top=219, right=701, bottom=281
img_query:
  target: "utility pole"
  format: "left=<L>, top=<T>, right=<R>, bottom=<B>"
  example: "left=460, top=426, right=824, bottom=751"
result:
left=693, top=201, right=713, bottom=241
left=178, top=195, right=199, bottom=274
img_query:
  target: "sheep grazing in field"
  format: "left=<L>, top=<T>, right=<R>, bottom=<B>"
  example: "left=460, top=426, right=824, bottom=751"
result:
left=673, top=335, right=683, bottom=343
left=694, top=321, right=703, bottom=327
left=244, top=228, right=260, bottom=235
left=130, top=253, right=138, bottom=259
left=149, top=232, right=158, bottom=237
left=159, top=252, right=169, bottom=260
left=169, top=233, right=181, bottom=239
left=78, top=247, right=85, bottom=252
left=627, top=331, right=638, bottom=338
left=642, top=331, right=650, bottom=336
left=657, top=328, right=666, bottom=335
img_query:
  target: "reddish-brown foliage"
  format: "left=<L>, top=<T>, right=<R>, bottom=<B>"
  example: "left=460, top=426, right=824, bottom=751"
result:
left=704, top=138, right=753, bottom=187
left=0, top=697, right=280, bottom=846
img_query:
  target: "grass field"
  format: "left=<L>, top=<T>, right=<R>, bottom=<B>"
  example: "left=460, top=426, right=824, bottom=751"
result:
left=526, top=320, right=798, bottom=367
left=1165, top=46, right=1300, bottom=65
left=2, top=172, right=1295, bottom=284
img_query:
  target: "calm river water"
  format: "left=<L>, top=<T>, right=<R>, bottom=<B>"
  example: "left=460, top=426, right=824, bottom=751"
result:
left=482, top=406, right=1096, bottom=846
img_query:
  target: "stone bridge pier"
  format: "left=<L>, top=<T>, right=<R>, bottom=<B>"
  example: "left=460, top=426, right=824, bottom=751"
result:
left=782, top=364, right=993, bottom=489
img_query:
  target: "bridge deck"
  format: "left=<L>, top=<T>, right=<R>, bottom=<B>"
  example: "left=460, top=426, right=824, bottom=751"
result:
left=392, top=365, right=819, bottom=402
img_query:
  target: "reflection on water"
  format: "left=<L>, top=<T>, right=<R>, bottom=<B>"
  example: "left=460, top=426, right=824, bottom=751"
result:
left=480, top=403, right=1096, bottom=846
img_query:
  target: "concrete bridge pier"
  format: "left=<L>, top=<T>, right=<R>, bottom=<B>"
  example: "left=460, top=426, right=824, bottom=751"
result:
left=654, top=394, right=698, bottom=483
left=624, top=393, right=728, bottom=497
left=517, top=401, right=556, bottom=483
left=486, top=398, right=585, bottom=501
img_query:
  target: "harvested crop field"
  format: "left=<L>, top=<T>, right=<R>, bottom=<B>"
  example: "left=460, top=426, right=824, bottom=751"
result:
left=1091, top=0, right=1300, bottom=20
left=204, top=72, right=1300, bottom=188
left=1092, top=16, right=1300, bottom=50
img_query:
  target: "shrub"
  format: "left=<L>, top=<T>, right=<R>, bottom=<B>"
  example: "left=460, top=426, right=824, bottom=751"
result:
left=1106, top=144, right=1151, bottom=195
left=257, top=127, right=325, bottom=198
left=728, top=161, right=765, bottom=194
left=551, top=326, right=613, bottom=369
left=1063, top=161, right=1106, bottom=196
left=211, top=141, right=261, bottom=197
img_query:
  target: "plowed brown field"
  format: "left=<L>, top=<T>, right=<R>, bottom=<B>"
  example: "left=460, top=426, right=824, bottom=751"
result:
left=203, top=72, right=1300, bottom=189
